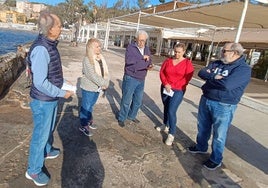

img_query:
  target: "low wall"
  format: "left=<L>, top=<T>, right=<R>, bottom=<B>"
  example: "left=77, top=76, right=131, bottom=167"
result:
left=0, top=47, right=28, bottom=98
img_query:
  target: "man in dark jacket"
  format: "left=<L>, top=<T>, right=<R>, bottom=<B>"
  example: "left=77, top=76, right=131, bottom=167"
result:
left=25, top=11, right=74, bottom=186
left=117, top=30, right=153, bottom=127
left=188, top=42, right=251, bottom=170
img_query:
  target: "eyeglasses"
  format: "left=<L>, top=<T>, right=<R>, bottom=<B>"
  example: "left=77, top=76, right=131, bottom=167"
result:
left=222, top=49, right=233, bottom=53
left=138, top=39, right=146, bottom=43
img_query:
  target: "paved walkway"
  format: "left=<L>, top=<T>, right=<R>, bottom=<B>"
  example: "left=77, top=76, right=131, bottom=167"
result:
left=0, top=41, right=267, bottom=188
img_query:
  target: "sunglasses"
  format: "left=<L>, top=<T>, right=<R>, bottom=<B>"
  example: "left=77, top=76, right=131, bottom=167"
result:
left=222, top=49, right=233, bottom=53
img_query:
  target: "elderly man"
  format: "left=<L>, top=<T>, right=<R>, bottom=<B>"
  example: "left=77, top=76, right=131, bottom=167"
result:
left=188, top=43, right=251, bottom=170
left=117, top=30, right=153, bottom=127
left=25, top=11, right=73, bottom=186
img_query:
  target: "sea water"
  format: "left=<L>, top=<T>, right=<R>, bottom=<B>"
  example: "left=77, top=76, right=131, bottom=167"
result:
left=0, top=28, right=38, bottom=55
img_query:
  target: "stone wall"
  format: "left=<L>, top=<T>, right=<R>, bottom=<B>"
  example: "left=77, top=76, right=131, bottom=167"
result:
left=0, top=48, right=27, bottom=98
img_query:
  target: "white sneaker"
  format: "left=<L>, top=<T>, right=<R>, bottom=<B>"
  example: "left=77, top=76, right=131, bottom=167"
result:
left=155, top=126, right=162, bottom=131
left=156, top=125, right=169, bottom=132
left=165, top=134, right=174, bottom=146
left=164, top=126, right=169, bottom=133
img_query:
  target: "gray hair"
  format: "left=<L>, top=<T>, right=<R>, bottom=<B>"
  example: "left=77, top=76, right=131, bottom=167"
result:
left=226, top=42, right=244, bottom=56
left=38, top=10, right=55, bottom=36
left=136, top=30, right=149, bottom=39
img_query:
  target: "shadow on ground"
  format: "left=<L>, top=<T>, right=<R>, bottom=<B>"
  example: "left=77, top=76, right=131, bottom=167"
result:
left=57, top=98, right=104, bottom=188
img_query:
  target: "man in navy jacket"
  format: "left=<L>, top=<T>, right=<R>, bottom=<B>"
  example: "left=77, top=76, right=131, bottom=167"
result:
left=117, top=30, right=153, bottom=127
left=188, top=42, right=251, bottom=170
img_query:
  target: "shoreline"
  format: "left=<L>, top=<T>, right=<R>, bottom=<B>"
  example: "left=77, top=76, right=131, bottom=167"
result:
left=0, top=22, right=37, bottom=32
left=0, top=26, right=38, bottom=33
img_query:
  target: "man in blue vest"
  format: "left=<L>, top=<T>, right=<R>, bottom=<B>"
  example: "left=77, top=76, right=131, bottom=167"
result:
left=25, top=11, right=74, bottom=186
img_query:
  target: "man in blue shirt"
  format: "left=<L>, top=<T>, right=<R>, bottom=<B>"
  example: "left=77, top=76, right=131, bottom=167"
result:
left=25, top=11, right=74, bottom=186
left=188, top=42, right=251, bottom=170
left=117, top=30, right=153, bottom=127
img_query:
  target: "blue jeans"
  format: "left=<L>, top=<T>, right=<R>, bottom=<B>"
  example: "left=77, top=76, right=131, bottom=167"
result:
left=80, top=89, right=99, bottom=126
left=118, top=74, right=144, bottom=121
left=161, top=86, right=184, bottom=135
left=196, top=95, right=237, bottom=164
left=27, top=99, right=58, bottom=175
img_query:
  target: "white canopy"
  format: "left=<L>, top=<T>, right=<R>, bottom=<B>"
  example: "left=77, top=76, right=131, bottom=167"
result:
left=110, top=0, right=268, bottom=43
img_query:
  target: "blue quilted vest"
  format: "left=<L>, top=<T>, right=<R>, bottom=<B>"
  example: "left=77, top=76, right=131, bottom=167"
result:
left=28, top=34, right=63, bottom=101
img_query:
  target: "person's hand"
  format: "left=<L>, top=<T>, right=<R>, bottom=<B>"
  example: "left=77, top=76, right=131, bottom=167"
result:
left=64, top=90, right=74, bottom=99
left=143, top=55, right=150, bottom=62
left=214, top=75, right=223, bottom=80
left=206, top=69, right=211, bottom=73
left=64, top=80, right=73, bottom=85
left=165, top=84, right=172, bottom=92
left=101, top=86, right=107, bottom=90
left=147, top=64, right=154, bottom=70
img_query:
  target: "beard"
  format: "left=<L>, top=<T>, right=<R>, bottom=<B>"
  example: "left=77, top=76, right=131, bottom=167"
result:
left=221, top=57, right=230, bottom=64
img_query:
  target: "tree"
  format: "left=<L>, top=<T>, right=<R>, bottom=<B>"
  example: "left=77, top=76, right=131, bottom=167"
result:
left=113, top=0, right=124, bottom=9
left=4, top=0, right=16, bottom=7
left=137, top=0, right=150, bottom=9
left=111, top=0, right=126, bottom=17
left=87, top=0, right=98, bottom=22
left=50, top=3, right=68, bottom=26
left=87, top=0, right=109, bottom=22
left=49, top=0, right=90, bottom=26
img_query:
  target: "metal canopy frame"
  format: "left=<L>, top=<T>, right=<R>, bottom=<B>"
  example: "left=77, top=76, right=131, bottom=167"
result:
left=108, top=0, right=268, bottom=79
left=111, top=0, right=268, bottom=30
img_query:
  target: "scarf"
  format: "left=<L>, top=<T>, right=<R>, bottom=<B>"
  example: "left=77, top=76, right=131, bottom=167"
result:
left=93, top=54, right=109, bottom=79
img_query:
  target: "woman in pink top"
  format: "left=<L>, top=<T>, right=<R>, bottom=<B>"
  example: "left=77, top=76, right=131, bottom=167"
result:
left=157, top=43, right=194, bottom=146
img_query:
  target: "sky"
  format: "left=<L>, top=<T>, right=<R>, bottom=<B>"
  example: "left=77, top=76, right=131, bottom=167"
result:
left=29, top=0, right=162, bottom=7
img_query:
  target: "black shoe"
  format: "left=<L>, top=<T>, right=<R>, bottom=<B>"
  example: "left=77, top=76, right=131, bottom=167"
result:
left=203, top=159, right=221, bottom=170
left=130, top=118, right=140, bottom=124
left=118, top=121, right=125, bottom=127
left=79, top=126, right=93, bottom=137
left=187, top=146, right=207, bottom=154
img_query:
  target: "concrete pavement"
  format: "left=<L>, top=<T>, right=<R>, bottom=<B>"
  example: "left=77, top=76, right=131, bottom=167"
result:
left=0, top=41, right=267, bottom=188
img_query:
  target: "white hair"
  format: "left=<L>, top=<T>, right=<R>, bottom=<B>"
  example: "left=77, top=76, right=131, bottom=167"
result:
left=136, top=30, right=149, bottom=39
left=38, top=10, right=54, bottom=36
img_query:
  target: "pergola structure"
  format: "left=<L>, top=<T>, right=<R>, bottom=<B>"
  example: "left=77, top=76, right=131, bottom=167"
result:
left=105, top=0, right=268, bottom=51
left=81, top=0, right=268, bottom=48
left=104, top=0, right=268, bottom=80
left=111, top=0, right=268, bottom=29
left=77, top=0, right=268, bottom=79
left=106, top=0, right=268, bottom=44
